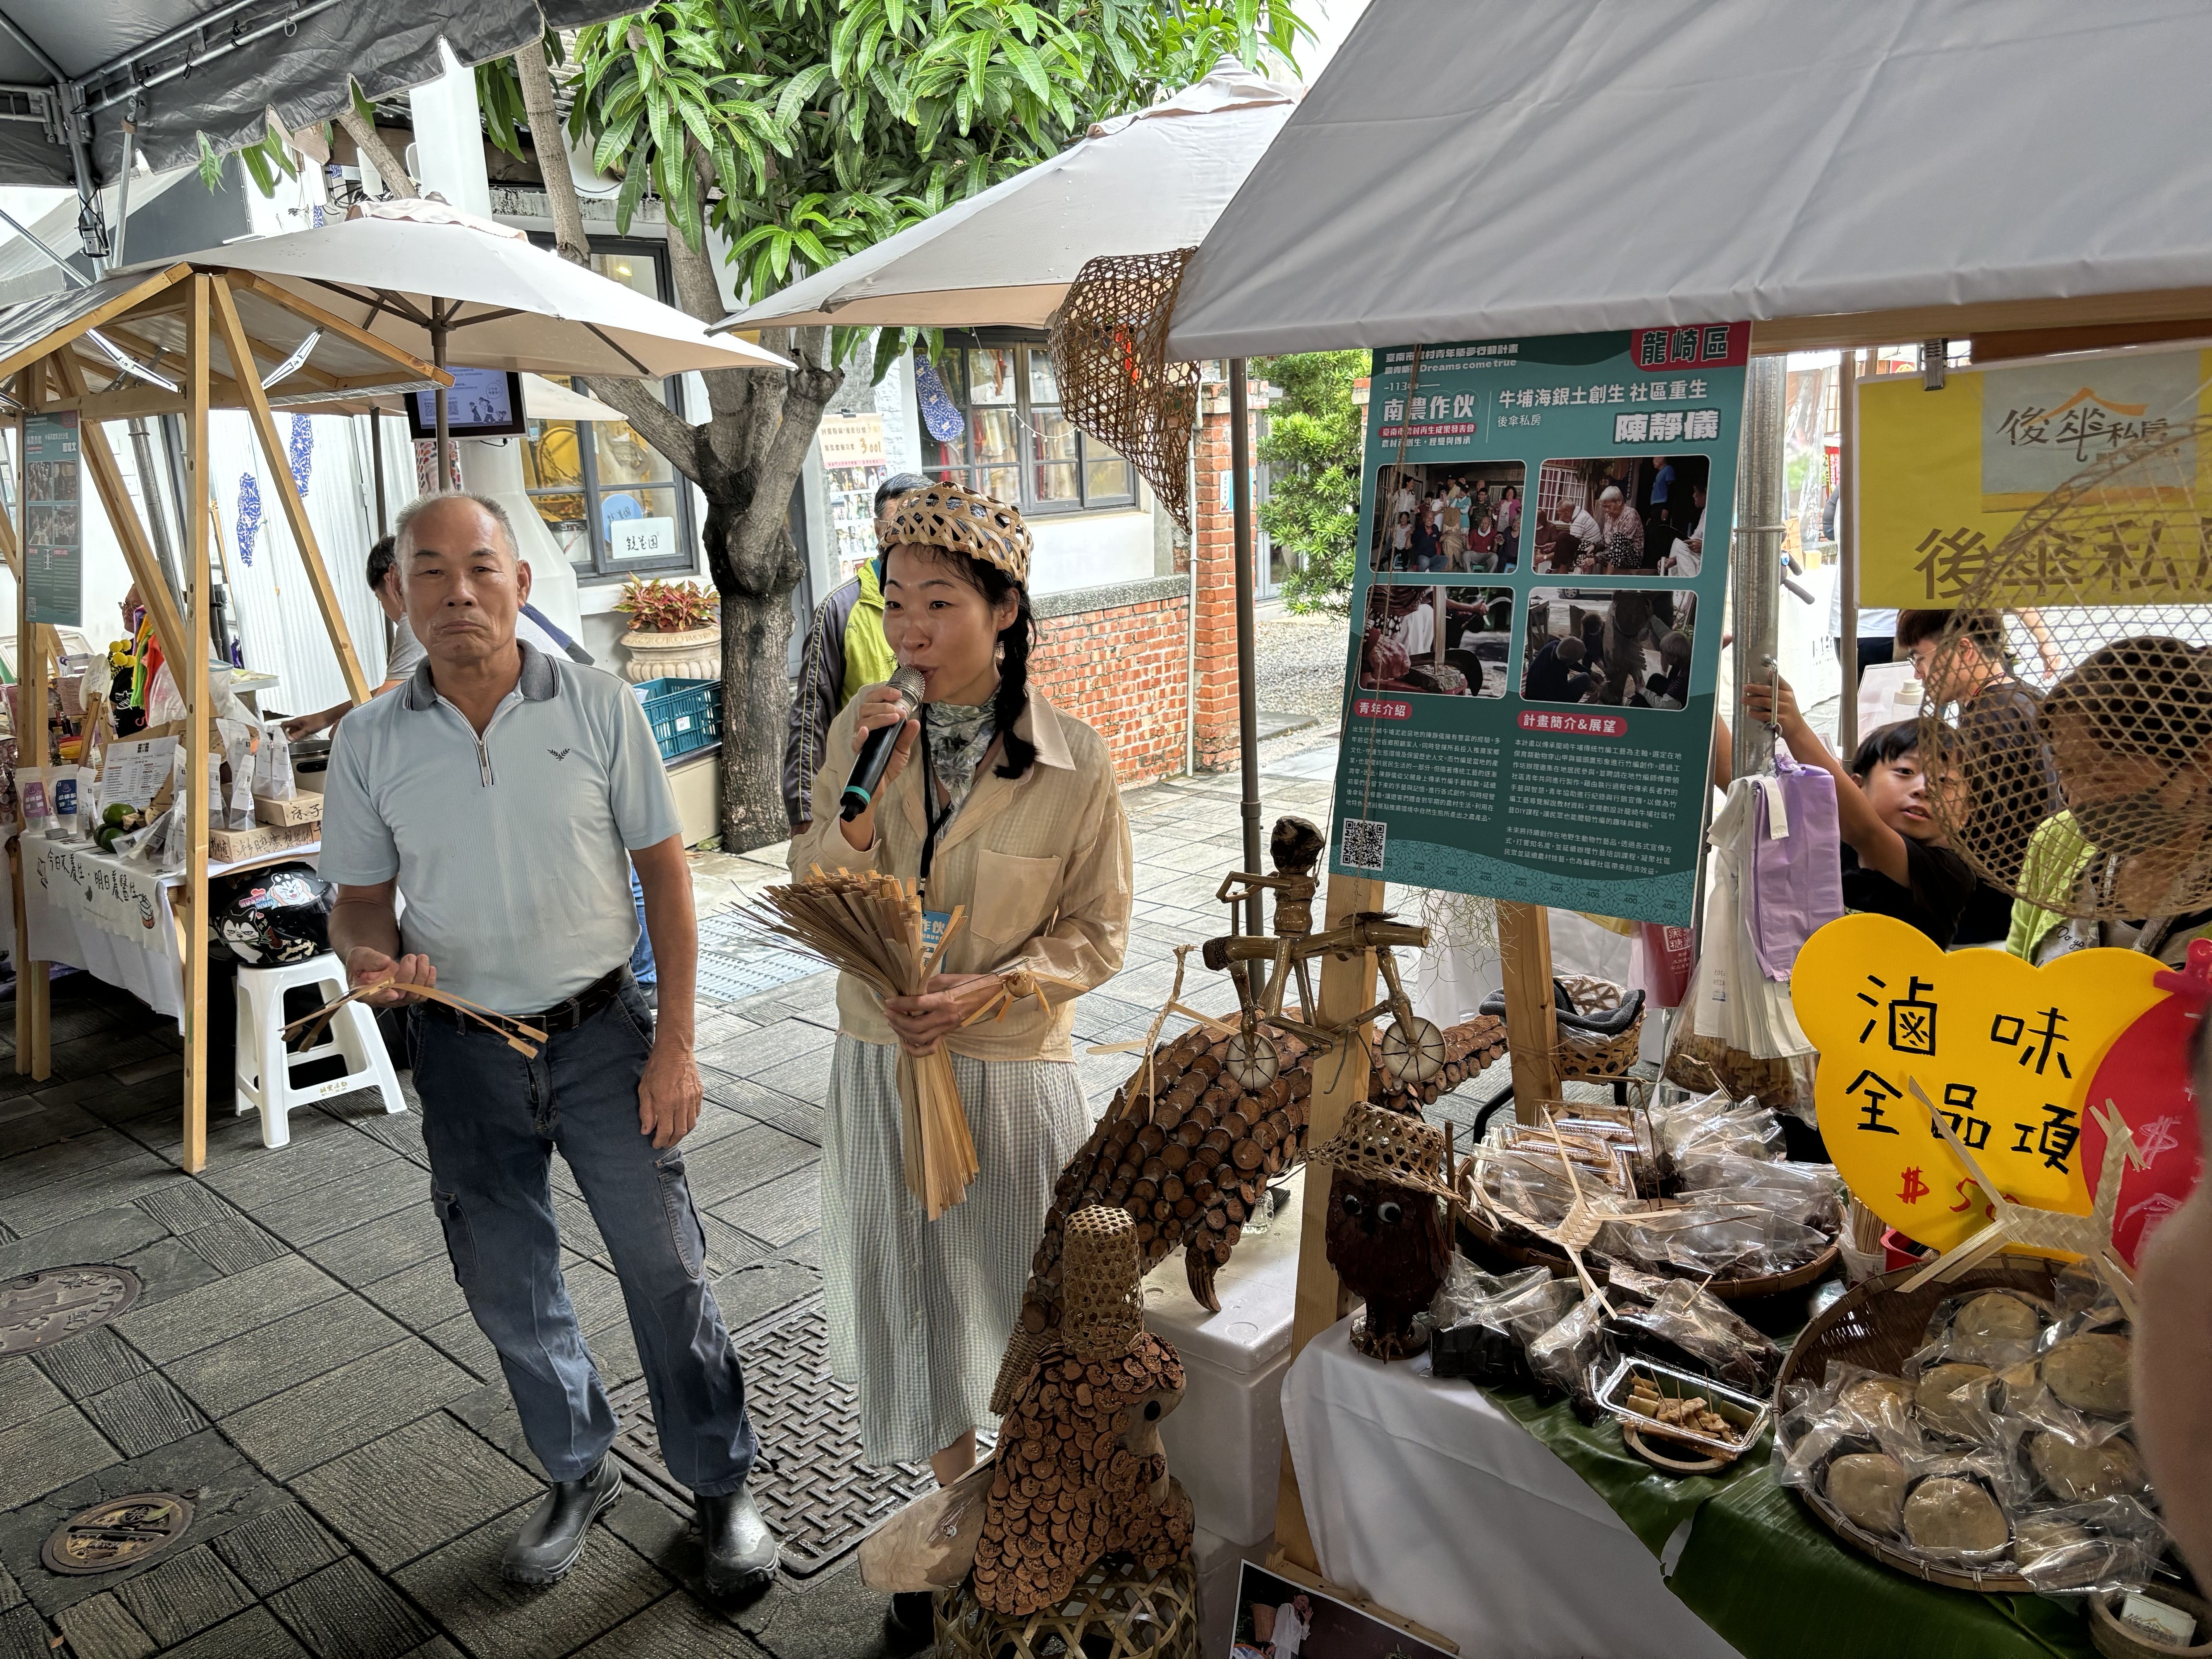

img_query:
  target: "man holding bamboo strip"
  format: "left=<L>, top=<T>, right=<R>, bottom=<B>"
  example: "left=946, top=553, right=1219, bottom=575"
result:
left=321, top=493, right=777, bottom=1599
left=789, top=483, right=1132, bottom=1634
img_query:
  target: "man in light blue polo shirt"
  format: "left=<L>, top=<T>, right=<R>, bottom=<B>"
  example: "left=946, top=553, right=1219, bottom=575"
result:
left=322, top=492, right=776, bottom=1599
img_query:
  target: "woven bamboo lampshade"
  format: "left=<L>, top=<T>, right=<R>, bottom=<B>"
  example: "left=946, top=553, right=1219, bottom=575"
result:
left=1047, top=249, right=1202, bottom=531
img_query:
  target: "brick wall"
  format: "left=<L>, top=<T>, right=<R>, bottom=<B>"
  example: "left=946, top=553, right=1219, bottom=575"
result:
left=1031, top=576, right=1190, bottom=785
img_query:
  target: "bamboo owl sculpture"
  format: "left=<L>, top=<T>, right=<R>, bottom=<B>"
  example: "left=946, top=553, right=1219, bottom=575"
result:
left=858, top=1207, right=1194, bottom=1615
left=1312, top=1101, right=1458, bottom=1361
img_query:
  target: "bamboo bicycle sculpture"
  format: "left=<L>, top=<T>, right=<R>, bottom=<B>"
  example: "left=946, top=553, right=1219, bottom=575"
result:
left=1202, top=816, right=1448, bottom=1093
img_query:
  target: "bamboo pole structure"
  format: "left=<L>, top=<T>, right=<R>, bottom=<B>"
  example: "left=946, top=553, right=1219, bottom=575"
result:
left=182, top=275, right=212, bottom=1173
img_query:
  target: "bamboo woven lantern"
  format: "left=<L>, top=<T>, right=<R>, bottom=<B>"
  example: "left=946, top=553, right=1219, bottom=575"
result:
left=1047, top=249, right=1202, bottom=532
left=935, top=1554, right=1201, bottom=1659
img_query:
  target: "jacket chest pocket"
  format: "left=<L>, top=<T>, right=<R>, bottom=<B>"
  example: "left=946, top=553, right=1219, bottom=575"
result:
left=969, top=850, right=1062, bottom=946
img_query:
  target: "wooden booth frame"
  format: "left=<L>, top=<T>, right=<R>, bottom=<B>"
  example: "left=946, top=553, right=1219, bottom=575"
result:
left=2, top=264, right=447, bottom=1173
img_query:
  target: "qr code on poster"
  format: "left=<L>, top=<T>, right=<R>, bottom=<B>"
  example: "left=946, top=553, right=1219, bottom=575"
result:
left=1340, top=817, right=1388, bottom=869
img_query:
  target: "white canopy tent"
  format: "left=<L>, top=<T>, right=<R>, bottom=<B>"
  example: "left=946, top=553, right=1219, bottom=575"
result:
left=724, top=56, right=1298, bottom=332
left=1165, top=0, right=2212, bottom=361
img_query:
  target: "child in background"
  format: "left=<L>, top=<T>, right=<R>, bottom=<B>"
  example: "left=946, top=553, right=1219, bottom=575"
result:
left=1743, top=677, right=1975, bottom=948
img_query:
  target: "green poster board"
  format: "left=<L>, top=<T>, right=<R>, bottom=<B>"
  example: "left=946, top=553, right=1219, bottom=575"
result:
left=1331, top=326, right=1750, bottom=924
left=22, top=412, right=82, bottom=628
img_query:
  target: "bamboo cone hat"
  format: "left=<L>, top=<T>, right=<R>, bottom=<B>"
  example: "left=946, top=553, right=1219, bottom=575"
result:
left=883, top=480, right=1034, bottom=585
left=1060, top=1206, right=1145, bottom=1359
left=1307, top=1100, right=1456, bottom=1200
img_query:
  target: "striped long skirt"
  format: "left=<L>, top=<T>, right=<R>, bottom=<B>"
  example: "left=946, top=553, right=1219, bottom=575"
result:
left=818, top=1034, right=1089, bottom=1466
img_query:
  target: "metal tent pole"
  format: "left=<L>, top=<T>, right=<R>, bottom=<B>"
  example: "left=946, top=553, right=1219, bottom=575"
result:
left=1229, top=358, right=1263, bottom=933
left=432, top=305, right=451, bottom=486
left=369, top=408, right=389, bottom=534
left=1837, top=350, right=1862, bottom=762
left=1731, top=354, right=1786, bottom=780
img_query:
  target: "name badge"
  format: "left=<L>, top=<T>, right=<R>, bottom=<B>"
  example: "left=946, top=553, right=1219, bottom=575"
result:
left=920, top=909, right=953, bottom=955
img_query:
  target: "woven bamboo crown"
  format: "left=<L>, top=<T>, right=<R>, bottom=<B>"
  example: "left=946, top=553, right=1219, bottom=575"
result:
left=1060, top=1206, right=1144, bottom=1358
left=883, top=481, right=1033, bottom=586
left=1307, top=1101, right=1455, bottom=1199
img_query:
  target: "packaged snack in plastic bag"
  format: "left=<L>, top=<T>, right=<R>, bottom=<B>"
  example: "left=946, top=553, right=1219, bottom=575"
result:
left=2012, top=1497, right=2167, bottom=1594
left=1527, top=1297, right=1613, bottom=1409
left=1918, top=1286, right=2054, bottom=1369
left=1602, top=1278, right=1780, bottom=1394
left=254, top=722, right=295, bottom=800
left=1654, top=1090, right=1785, bottom=1164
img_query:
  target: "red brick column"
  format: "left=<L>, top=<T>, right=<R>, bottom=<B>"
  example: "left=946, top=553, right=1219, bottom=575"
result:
left=1190, top=386, right=1242, bottom=772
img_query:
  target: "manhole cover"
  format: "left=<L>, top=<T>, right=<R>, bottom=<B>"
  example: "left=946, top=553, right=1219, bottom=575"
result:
left=41, top=1493, right=195, bottom=1575
left=606, top=1297, right=940, bottom=1577
left=0, top=1264, right=143, bottom=1355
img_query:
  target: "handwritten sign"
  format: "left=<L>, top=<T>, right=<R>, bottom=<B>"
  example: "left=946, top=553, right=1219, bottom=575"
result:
left=1792, top=913, right=2165, bottom=1254
left=610, top=515, right=677, bottom=563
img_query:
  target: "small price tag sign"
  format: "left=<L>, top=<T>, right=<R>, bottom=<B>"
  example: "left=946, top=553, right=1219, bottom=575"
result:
left=1792, top=913, right=2165, bottom=1254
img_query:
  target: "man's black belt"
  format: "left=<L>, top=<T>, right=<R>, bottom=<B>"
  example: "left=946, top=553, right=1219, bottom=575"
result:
left=413, top=965, right=630, bottom=1035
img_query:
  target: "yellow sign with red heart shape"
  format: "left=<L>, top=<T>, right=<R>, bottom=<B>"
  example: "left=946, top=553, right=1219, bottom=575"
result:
left=1791, top=914, right=2165, bottom=1254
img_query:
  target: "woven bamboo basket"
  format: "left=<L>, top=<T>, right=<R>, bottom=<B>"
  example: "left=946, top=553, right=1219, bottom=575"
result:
left=1456, top=1207, right=1840, bottom=1303
left=936, top=1554, right=1200, bottom=1659
left=1772, top=1254, right=2059, bottom=1594
left=1551, top=975, right=1643, bottom=1082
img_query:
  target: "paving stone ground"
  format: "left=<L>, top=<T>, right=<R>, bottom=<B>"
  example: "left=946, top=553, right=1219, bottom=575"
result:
left=0, top=738, right=1498, bottom=1659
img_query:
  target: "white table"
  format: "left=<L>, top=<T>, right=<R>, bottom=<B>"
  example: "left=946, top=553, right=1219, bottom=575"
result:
left=21, top=832, right=319, bottom=1027
left=1283, top=1317, right=1745, bottom=1659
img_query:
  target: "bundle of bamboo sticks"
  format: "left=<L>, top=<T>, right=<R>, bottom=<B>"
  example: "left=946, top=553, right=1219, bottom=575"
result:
left=740, top=867, right=980, bottom=1219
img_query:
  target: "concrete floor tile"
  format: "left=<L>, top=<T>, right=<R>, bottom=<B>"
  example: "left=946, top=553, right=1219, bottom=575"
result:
left=252, top=1163, right=430, bottom=1250
left=0, top=1404, right=116, bottom=1509
left=169, top=1295, right=410, bottom=1418
left=394, top=1506, right=668, bottom=1659
left=201, top=1131, right=397, bottom=1212
left=561, top=1255, right=630, bottom=1336
left=290, top=1411, right=540, bottom=1572
left=264, top=1556, right=436, bottom=1659
left=680, top=1124, right=817, bottom=1211
left=160, top=1605, right=312, bottom=1659
left=112, top=1235, right=224, bottom=1307
left=715, top=1018, right=836, bottom=1081
left=747, top=1047, right=833, bottom=1106
left=0, top=1202, right=165, bottom=1278
left=181, top=1217, right=293, bottom=1274
left=112, top=1544, right=254, bottom=1647
left=52, top=1591, right=155, bottom=1659
left=130, top=1179, right=238, bottom=1234
left=302, top=1205, right=448, bottom=1288
left=422, top=1313, right=502, bottom=1384
left=0, top=1603, right=53, bottom=1659
left=211, top=1504, right=347, bottom=1597
left=79, top=1372, right=209, bottom=1457
left=571, top=1591, right=768, bottom=1658
left=113, top=1253, right=343, bottom=1365
left=0, top=1359, right=67, bottom=1434
left=220, top=1338, right=476, bottom=1482
left=29, top=1326, right=149, bottom=1401
left=707, top=1167, right=817, bottom=1249
left=707, top=1257, right=819, bottom=1333
left=443, top=1386, right=545, bottom=1480
left=360, top=1255, right=468, bottom=1333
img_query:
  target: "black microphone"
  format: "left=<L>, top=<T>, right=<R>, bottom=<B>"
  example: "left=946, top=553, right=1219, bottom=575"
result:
left=839, top=665, right=928, bottom=821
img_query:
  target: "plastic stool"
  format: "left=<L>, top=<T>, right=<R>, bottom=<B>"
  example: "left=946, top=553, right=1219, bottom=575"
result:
left=234, top=955, right=406, bottom=1148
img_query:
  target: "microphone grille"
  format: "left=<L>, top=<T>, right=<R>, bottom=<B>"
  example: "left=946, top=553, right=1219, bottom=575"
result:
left=888, top=665, right=928, bottom=707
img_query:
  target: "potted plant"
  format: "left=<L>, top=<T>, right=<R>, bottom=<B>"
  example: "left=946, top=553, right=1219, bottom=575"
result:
left=615, top=577, right=721, bottom=683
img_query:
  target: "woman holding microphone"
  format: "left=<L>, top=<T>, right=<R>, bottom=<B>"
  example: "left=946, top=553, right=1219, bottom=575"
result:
left=789, top=483, right=1132, bottom=1501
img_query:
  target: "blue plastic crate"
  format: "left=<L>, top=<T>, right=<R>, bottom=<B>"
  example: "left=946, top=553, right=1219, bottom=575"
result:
left=632, top=676, right=721, bottom=761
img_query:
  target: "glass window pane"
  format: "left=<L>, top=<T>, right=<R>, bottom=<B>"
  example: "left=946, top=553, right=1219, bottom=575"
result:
left=1034, top=462, right=1079, bottom=504
left=1085, top=437, right=1133, bottom=501
left=1031, top=409, right=1077, bottom=465
left=1027, top=350, right=1060, bottom=404
left=967, top=348, right=1017, bottom=405
left=592, top=417, right=674, bottom=488
left=970, top=408, right=1018, bottom=472
left=601, top=485, right=685, bottom=563
left=977, top=466, right=1019, bottom=505
left=592, top=251, right=659, bottom=300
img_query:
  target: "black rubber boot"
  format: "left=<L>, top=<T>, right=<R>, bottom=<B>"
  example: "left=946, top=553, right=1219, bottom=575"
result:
left=889, top=1589, right=935, bottom=1645
left=696, top=1487, right=778, bottom=1600
left=500, top=1456, right=621, bottom=1585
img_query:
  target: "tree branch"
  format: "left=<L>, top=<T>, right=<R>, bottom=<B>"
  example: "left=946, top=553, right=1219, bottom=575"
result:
left=336, top=108, right=415, bottom=198
left=514, top=43, right=591, bottom=266
left=579, top=376, right=709, bottom=486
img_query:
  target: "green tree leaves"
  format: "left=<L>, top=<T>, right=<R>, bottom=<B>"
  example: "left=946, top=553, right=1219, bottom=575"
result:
left=565, top=0, right=1312, bottom=308
left=1258, top=350, right=1369, bottom=615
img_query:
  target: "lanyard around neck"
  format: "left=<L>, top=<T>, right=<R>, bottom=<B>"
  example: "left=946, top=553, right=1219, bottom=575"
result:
left=917, top=705, right=953, bottom=902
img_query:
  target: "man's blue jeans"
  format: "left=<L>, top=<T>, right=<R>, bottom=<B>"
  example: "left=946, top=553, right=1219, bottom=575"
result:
left=410, top=980, right=756, bottom=1494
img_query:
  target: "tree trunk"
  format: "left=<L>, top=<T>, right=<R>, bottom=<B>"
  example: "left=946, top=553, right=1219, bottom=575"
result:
left=513, top=45, right=591, bottom=266
left=335, top=108, right=415, bottom=198
left=518, top=52, right=842, bottom=854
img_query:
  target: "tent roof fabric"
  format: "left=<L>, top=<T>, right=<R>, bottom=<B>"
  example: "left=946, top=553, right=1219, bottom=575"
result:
left=0, top=1, right=633, bottom=191
left=725, top=56, right=1298, bottom=332
left=1165, top=0, right=2212, bottom=361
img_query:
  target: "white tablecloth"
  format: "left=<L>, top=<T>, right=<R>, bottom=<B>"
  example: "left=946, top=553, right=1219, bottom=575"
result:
left=20, top=833, right=319, bottom=1027
left=1283, top=1318, right=1745, bottom=1659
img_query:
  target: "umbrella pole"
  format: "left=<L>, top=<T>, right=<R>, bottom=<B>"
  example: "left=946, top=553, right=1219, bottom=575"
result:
left=433, top=306, right=451, bottom=488
left=1229, top=358, right=1262, bottom=934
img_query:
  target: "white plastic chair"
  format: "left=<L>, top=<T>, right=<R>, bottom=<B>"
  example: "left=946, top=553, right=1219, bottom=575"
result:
left=234, top=955, right=405, bottom=1147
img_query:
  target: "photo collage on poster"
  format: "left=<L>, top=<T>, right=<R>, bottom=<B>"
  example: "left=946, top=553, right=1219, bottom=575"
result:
left=1332, top=327, right=1748, bottom=923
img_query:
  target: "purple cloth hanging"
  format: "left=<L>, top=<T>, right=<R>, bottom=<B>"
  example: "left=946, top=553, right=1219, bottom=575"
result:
left=1747, top=754, right=1845, bottom=979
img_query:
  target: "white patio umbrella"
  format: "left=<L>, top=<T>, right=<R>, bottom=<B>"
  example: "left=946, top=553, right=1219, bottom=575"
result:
left=723, top=56, right=1298, bottom=331
left=158, top=199, right=791, bottom=472
left=522, top=373, right=629, bottom=422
